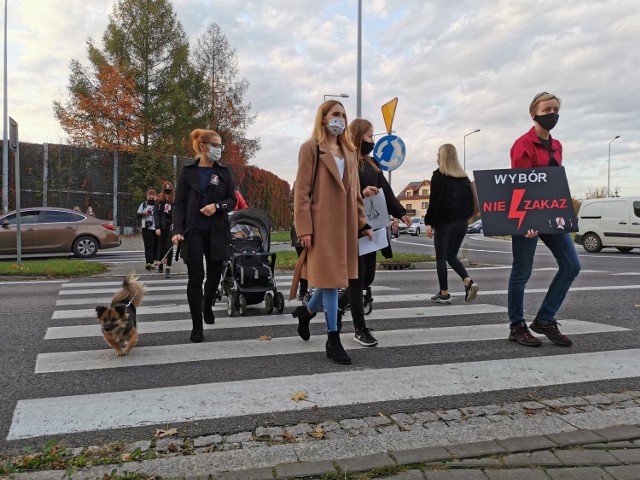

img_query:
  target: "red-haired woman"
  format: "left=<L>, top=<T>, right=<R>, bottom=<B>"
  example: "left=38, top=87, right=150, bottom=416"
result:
left=154, top=180, right=176, bottom=278
left=172, top=129, right=236, bottom=343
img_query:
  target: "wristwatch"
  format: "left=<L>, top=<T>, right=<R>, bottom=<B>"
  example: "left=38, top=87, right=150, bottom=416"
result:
left=215, top=202, right=221, bottom=210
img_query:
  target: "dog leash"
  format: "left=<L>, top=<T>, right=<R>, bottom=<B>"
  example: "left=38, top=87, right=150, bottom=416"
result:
left=126, top=246, right=174, bottom=307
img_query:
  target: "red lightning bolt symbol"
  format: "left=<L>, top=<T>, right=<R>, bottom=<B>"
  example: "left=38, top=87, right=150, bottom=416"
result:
left=508, top=189, right=527, bottom=229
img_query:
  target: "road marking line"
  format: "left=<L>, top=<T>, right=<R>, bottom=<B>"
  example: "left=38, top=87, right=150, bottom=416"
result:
left=44, top=304, right=507, bottom=338
left=11, top=348, right=640, bottom=439
left=50, top=285, right=640, bottom=319
left=35, top=320, right=627, bottom=373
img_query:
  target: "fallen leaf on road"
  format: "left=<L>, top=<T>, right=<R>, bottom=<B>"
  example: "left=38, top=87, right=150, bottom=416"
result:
left=155, top=428, right=178, bottom=438
left=307, top=426, right=324, bottom=439
left=257, top=335, right=272, bottom=341
left=291, top=391, right=308, bottom=402
left=283, top=432, right=296, bottom=442
left=121, top=453, right=131, bottom=462
left=167, top=443, right=178, bottom=452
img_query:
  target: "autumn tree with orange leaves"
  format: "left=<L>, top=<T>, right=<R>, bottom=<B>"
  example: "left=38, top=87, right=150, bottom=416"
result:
left=54, top=58, right=146, bottom=153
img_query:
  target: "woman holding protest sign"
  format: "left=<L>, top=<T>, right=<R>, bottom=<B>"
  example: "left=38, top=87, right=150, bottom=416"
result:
left=507, top=92, right=581, bottom=348
left=336, top=118, right=411, bottom=347
left=424, top=143, right=479, bottom=305
left=289, top=100, right=373, bottom=365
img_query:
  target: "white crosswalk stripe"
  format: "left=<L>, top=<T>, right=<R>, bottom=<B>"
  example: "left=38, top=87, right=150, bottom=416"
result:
left=7, top=274, right=637, bottom=441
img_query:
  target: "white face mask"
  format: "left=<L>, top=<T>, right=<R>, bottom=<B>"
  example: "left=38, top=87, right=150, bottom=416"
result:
left=207, top=146, right=222, bottom=162
left=325, top=118, right=345, bottom=136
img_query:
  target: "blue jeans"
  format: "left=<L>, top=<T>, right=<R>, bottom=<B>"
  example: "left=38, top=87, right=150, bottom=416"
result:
left=508, top=232, right=580, bottom=328
left=306, top=288, right=339, bottom=332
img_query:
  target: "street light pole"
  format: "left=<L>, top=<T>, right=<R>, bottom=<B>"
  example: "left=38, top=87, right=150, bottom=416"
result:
left=356, top=0, right=362, bottom=118
left=463, top=129, right=481, bottom=171
left=323, top=93, right=349, bottom=102
left=2, top=0, right=8, bottom=213
left=608, top=135, right=620, bottom=197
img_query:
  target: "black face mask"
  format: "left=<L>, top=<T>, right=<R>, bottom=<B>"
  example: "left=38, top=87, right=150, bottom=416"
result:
left=361, top=140, right=375, bottom=156
left=164, top=189, right=171, bottom=194
left=147, top=199, right=155, bottom=205
left=534, top=113, right=559, bottom=131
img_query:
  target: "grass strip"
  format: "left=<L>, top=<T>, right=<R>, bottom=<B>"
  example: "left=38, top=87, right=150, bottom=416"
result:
left=0, top=258, right=108, bottom=277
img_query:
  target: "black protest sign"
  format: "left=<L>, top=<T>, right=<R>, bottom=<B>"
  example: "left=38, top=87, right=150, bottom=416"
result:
left=472, top=167, right=577, bottom=236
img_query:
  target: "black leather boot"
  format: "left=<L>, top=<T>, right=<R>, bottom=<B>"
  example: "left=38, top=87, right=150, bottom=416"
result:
left=203, top=299, right=215, bottom=324
left=326, top=331, right=352, bottom=365
left=292, top=306, right=315, bottom=341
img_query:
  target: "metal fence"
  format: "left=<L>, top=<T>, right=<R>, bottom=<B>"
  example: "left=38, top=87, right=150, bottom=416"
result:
left=0, top=141, right=193, bottom=233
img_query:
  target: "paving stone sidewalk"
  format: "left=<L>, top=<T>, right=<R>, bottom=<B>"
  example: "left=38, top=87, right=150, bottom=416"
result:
left=6, top=390, right=640, bottom=479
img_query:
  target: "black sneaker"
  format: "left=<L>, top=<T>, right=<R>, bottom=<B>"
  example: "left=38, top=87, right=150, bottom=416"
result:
left=508, top=323, right=542, bottom=347
left=465, top=280, right=479, bottom=302
left=354, top=328, right=378, bottom=347
left=431, top=292, right=451, bottom=304
left=530, top=319, right=572, bottom=347
left=158, top=264, right=163, bottom=273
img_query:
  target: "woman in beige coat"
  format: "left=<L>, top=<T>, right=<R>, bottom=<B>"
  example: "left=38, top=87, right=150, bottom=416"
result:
left=290, top=100, right=372, bottom=365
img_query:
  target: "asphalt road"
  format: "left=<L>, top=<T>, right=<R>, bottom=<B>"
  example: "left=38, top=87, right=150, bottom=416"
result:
left=0, top=235, right=639, bottom=454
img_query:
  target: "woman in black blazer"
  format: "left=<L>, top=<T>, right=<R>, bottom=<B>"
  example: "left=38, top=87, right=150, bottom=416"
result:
left=172, top=129, right=236, bottom=343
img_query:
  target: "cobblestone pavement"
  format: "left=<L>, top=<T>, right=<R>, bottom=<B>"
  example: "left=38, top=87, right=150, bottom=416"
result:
left=6, top=390, right=640, bottom=479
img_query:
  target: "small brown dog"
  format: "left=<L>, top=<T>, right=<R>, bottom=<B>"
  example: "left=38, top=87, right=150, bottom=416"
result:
left=96, top=273, right=145, bottom=356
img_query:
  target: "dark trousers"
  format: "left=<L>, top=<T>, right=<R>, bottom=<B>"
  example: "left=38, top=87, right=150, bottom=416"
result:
left=186, top=229, right=224, bottom=327
left=433, top=219, right=469, bottom=291
left=294, top=246, right=308, bottom=294
left=340, top=251, right=377, bottom=331
left=154, top=229, right=173, bottom=266
left=141, top=228, right=158, bottom=265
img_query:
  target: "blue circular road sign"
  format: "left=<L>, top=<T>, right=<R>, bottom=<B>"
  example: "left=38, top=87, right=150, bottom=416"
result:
left=372, top=135, right=406, bottom=171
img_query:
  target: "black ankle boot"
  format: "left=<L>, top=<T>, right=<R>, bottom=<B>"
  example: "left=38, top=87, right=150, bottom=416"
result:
left=190, top=319, right=203, bottom=343
left=203, top=300, right=215, bottom=324
left=326, top=331, right=351, bottom=365
left=292, top=306, right=315, bottom=341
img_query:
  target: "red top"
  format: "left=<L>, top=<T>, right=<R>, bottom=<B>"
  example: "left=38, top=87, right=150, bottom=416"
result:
left=234, top=190, right=248, bottom=211
left=510, top=127, right=562, bottom=168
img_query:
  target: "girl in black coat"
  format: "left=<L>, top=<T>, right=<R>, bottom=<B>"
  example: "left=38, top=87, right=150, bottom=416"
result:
left=338, top=119, right=411, bottom=347
left=172, top=129, right=236, bottom=343
left=153, top=180, right=175, bottom=278
left=424, top=143, right=479, bottom=304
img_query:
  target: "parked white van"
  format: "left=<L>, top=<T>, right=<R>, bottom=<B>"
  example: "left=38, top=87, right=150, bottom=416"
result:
left=574, top=197, right=640, bottom=253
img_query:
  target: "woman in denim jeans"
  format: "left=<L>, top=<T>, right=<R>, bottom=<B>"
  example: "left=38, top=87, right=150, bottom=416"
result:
left=507, top=92, right=581, bottom=347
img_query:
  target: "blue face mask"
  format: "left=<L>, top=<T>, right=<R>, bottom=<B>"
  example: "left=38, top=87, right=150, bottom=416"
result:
left=207, top=146, right=222, bottom=162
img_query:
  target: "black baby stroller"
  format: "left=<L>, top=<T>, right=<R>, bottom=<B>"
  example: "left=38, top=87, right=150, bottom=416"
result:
left=217, top=208, right=285, bottom=316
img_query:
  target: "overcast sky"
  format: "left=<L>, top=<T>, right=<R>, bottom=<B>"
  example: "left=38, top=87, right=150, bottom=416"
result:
left=5, top=0, right=640, bottom=198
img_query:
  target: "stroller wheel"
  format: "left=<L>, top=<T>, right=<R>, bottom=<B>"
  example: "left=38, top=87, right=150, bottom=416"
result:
left=227, top=295, right=238, bottom=317
left=264, top=292, right=274, bottom=314
left=239, top=294, right=248, bottom=316
left=274, top=291, right=285, bottom=313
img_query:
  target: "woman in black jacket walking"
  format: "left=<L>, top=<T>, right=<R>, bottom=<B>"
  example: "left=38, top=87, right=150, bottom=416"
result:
left=172, top=129, right=236, bottom=343
left=337, top=119, right=411, bottom=347
left=424, top=143, right=479, bottom=304
left=153, top=180, right=175, bottom=278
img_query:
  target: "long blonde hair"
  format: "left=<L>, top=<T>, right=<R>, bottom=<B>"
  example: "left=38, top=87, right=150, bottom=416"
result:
left=437, top=144, right=467, bottom=178
left=349, top=118, right=380, bottom=172
left=310, top=100, right=355, bottom=152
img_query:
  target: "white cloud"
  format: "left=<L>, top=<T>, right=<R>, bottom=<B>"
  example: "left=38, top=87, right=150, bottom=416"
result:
left=3, top=0, right=639, bottom=198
